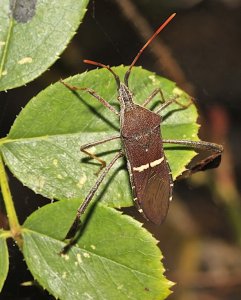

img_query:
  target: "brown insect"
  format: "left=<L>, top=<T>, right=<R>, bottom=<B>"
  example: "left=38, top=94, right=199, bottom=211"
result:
left=61, top=13, right=223, bottom=250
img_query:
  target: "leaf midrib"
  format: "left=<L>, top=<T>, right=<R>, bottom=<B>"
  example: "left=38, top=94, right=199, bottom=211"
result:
left=0, top=15, right=14, bottom=78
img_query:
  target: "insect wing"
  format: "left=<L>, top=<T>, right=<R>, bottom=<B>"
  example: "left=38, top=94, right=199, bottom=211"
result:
left=141, top=160, right=172, bottom=224
left=124, top=125, right=173, bottom=224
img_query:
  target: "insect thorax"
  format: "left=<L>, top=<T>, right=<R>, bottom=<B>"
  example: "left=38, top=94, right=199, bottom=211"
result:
left=121, top=104, right=161, bottom=138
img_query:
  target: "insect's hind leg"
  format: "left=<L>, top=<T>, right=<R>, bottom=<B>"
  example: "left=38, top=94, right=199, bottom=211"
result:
left=81, top=135, right=120, bottom=175
left=60, top=151, right=123, bottom=254
left=163, top=139, right=223, bottom=153
left=163, top=139, right=223, bottom=175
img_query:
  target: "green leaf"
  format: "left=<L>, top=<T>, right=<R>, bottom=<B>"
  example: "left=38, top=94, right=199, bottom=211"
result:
left=0, top=232, right=9, bottom=291
left=23, top=199, right=173, bottom=300
left=0, top=67, right=198, bottom=208
left=0, top=0, right=89, bottom=91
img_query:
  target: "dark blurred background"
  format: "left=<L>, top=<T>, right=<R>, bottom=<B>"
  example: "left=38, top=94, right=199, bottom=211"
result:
left=1, top=0, right=241, bottom=299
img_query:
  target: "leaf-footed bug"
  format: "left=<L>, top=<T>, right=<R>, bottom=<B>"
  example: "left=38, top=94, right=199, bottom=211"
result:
left=60, top=13, right=223, bottom=252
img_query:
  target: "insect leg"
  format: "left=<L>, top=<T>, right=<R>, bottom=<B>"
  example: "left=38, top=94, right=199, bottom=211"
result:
left=154, top=96, right=193, bottom=114
left=163, top=139, right=223, bottom=153
left=142, top=88, right=192, bottom=113
left=60, top=80, right=120, bottom=116
left=61, top=151, right=123, bottom=252
left=81, top=135, right=120, bottom=175
left=142, top=88, right=162, bottom=107
left=163, top=139, right=223, bottom=174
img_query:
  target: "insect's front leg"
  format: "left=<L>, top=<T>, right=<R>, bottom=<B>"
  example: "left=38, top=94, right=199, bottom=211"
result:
left=60, top=80, right=120, bottom=116
left=142, top=88, right=192, bottom=113
left=81, top=135, right=120, bottom=175
left=154, top=96, right=193, bottom=114
left=142, top=88, right=164, bottom=107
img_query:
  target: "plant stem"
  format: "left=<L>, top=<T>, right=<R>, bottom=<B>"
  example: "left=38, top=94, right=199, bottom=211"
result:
left=0, top=154, right=22, bottom=244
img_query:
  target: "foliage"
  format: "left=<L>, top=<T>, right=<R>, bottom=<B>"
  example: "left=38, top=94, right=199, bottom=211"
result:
left=0, top=2, right=199, bottom=299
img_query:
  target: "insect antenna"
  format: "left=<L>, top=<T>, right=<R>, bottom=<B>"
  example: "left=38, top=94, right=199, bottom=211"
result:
left=84, top=59, right=120, bottom=89
left=124, top=13, right=176, bottom=87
